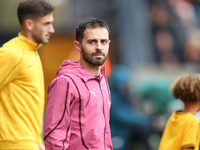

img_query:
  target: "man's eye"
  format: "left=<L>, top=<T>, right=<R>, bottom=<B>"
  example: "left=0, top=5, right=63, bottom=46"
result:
left=101, top=40, right=107, bottom=44
left=44, top=22, right=51, bottom=26
left=89, top=40, right=95, bottom=44
left=101, top=40, right=110, bottom=44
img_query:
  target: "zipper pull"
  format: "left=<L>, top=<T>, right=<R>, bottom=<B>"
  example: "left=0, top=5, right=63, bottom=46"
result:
left=99, top=82, right=102, bottom=89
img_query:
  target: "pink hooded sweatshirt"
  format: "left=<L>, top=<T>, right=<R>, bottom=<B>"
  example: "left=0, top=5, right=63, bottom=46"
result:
left=44, top=60, right=113, bottom=150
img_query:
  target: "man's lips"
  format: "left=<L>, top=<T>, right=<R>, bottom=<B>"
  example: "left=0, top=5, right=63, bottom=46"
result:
left=46, top=34, right=51, bottom=39
left=93, top=53, right=104, bottom=58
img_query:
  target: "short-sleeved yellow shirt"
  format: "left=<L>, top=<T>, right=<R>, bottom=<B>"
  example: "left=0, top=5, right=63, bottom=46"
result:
left=159, top=111, right=200, bottom=150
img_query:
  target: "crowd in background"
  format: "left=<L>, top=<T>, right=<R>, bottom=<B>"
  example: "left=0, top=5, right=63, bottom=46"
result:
left=109, top=0, right=200, bottom=149
left=149, top=0, right=200, bottom=65
left=1, top=0, right=200, bottom=150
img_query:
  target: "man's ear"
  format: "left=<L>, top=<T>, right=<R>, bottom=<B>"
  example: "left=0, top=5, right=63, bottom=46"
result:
left=24, top=19, right=34, bottom=31
left=74, top=41, right=81, bottom=52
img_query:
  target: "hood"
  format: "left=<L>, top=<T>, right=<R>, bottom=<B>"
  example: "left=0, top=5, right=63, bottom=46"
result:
left=56, top=60, right=105, bottom=81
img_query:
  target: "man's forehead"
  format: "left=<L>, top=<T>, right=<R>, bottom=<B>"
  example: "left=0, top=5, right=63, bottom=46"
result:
left=37, top=13, right=54, bottom=22
left=84, top=27, right=109, bottom=39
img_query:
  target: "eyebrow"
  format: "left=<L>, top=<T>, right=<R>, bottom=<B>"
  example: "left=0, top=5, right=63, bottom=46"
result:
left=87, top=39, right=109, bottom=41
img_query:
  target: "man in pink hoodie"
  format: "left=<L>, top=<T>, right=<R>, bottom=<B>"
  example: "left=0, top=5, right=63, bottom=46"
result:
left=44, top=18, right=113, bottom=150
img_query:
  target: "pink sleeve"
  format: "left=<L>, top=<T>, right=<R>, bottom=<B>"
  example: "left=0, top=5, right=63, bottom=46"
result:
left=44, top=77, right=74, bottom=150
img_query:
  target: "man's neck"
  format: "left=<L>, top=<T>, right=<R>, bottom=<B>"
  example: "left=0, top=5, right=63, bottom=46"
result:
left=79, top=59, right=101, bottom=76
left=21, top=30, right=36, bottom=44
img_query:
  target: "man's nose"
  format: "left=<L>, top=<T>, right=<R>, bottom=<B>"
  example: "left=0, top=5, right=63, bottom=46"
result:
left=96, top=41, right=102, bottom=50
left=49, top=24, right=55, bottom=34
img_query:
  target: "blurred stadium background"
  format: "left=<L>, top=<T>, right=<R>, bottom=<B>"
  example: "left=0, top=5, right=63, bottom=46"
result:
left=1, top=0, right=200, bottom=149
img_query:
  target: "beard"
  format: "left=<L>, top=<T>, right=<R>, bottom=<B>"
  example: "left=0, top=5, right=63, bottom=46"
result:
left=32, top=30, right=49, bottom=44
left=81, top=46, right=107, bottom=66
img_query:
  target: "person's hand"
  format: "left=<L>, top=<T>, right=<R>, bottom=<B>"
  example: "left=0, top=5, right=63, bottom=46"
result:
left=182, top=148, right=194, bottom=150
left=39, top=143, right=45, bottom=150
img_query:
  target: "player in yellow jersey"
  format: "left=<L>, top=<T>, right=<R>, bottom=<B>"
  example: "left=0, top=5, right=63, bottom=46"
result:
left=0, top=0, right=54, bottom=150
left=159, top=74, right=200, bottom=150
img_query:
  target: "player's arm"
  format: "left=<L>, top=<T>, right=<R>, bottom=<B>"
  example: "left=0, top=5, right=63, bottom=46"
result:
left=0, top=47, right=19, bottom=91
left=44, top=77, right=75, bottom=149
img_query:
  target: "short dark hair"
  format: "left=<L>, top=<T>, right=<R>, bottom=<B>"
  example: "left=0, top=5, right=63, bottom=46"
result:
left=17, top=0, right=54, bottom=25
left=76, top=18, right=110, bottom=43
